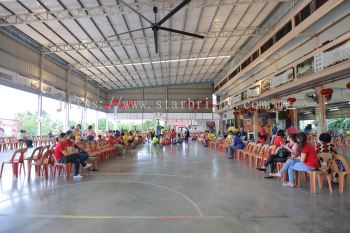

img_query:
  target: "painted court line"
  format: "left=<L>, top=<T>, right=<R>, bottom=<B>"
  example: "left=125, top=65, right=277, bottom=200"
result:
left=251, top=215, right=288, bottom=219
left=0, top=214, right=223, bottom=221
left=86, top=172, right=206, bottom=179
left=0, top=180, right=205, bottom=217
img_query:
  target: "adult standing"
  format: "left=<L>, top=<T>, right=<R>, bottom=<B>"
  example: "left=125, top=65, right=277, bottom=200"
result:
left=73, top=124, right=82, bottom=142
left=85, top=125, right=96, bottom=141
left=185, top=129, right=190, bottom=143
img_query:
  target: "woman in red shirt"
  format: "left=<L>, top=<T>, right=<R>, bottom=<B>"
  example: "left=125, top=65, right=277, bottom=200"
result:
left=270, top=132, right=318, bottom=187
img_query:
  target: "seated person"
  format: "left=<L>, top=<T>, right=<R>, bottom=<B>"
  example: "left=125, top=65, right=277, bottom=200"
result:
left=315, top=132, right=337, bottom=154
left=257, top=133, right=266, bottom=144
left=152, top=136, right=159, bottom=145
left=272, top=130, right=285, bottom=146
left=263, top=132, right=298, bottom=178
left=203, top=130, right=209, bottom=147
left=270, top=132, right=318, bottom=187
left=48, top=130, right=55, bottom=140
left=54, top=133, right=83, bottom=179
left=158, top=136, right=164, bottom=147
left=19, top=130, right=33, bottom=148
left=228, top=132, right=244, bottom=159
left=66, top=132, right=92, bottom=170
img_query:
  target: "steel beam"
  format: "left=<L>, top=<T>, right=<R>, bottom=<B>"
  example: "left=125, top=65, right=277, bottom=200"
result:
left=89, top=71, right=218, bottom=82
left=42, top=27, right=264, bottom=54
left=0, top=0, right=288, bottom=26
left=73, top=51, right=231, bottom=70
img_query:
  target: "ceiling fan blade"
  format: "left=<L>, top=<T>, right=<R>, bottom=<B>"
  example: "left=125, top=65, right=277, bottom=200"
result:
left=154, top=30, right=159, bottom=53
left=118, top=0, right=153, bottom=25
left=159, top=26, right=204, bottom=39
left=157, top=0, right=191, bottom=26
left=107, top=27, right=152, bottom=38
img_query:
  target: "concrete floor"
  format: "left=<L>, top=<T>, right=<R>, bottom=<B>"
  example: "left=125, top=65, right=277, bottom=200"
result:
left=0, top=142, right=349, bottom=233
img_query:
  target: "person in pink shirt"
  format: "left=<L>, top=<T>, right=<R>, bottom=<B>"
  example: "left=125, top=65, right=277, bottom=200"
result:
left=85, top=125, right=96, bottom=141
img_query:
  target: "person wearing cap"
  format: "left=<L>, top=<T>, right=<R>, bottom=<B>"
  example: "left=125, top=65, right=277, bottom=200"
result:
left=54, top=133, right=83, bottom=179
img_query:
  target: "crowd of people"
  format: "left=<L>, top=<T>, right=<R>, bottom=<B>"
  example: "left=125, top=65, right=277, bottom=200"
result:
left=51, top=124, right=149, bottom=179
left=220, top=124, right=339, bottom=187
left=15, top=124, right=194, bottom=178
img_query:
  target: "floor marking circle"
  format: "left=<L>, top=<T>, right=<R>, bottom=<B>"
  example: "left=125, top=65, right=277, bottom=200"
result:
left=0, top=179, right=204, bottom=217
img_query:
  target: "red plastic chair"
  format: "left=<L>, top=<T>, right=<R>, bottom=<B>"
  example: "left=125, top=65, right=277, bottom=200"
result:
left=0, top=148, right=28, bottom=178
left=25, top=146, right=43, bottom=179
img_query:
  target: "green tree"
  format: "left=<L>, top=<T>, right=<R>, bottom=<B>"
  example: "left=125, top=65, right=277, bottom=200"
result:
left=16, top=111, right=64, bottom=136
left=15, top=111, right=38, bottom=136
left=98, top=118, right=106, bottom=131
left=142, top=120, right=157, bottom=131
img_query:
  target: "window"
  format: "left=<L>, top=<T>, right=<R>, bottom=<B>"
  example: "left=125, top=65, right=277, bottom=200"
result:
left=251, top=50, right=260, bottom=61
left=261, top=37, right=274, bottom=54
left=241, top=57, right=252, bottom=70
left=295, top=3, right=311, bottom=26
left=315, top=0, right=328, bottom=9
left=276, top=21, right=292, bottom=42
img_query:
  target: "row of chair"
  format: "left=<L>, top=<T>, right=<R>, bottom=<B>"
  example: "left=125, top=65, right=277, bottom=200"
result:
left=209, top=141, right=350, bottom=194
left=0, top=139, right=124, bottom=180
left=0, top=136, right=54, bottom=152
left=0, top=137, right=25, bottom=151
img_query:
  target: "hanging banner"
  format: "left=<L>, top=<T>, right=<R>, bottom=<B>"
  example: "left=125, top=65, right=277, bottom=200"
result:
left=0, top=118, right=19, bottom=137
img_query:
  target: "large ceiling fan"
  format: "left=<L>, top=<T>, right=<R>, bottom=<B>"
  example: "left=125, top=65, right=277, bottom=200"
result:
left=108, top=0, right=204, bottom=53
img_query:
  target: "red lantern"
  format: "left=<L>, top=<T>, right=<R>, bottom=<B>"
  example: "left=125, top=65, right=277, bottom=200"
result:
left=112, top=99, right=119, bottom=105
left=287, top=97, right=296, bottom=104
left=201, top=99, right=207, bottom=105
left=128, top=101, right=134, bottom=106
left=120, top=103, right=126, bottom=109
left=208, top=103, right=213, bottom=108
left=346, top=82, right=350, bottom=89
left=320, top=88, right=333, bottom=101
left=194, top=103, right=199, bottom=109
left=104, top=103, right=111, bottom=109
left=56, top=108, right=62, bottom=112
left=188, top=102, right=194, bottom=107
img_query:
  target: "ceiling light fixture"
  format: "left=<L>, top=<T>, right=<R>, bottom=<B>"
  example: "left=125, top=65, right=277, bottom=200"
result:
left=88, top=56, right=230, bottom=69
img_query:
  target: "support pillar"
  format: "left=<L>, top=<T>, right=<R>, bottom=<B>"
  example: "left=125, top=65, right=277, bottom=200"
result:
left=37, top=52, right=44, bottom=136
left=65, top=66, right=71, bottom=132
left=83, top=79, right=88, bottom=130
left=292, top=109, right=298, bottom=128
left=95, top=85, right=99, bottom=132
left=315, top=86, right=327, bottom=133
left=253, top=111, right=259, bottom=141
left=142, top=89, right=144, bottom=130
